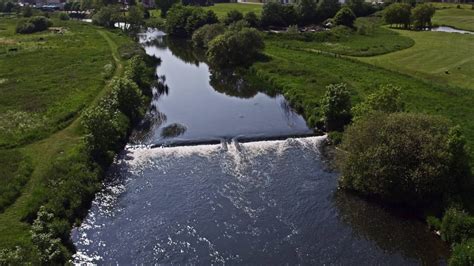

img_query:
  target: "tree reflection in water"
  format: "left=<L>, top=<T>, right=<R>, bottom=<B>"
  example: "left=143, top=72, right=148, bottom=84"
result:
left=333, top=190, right=450, bottom=265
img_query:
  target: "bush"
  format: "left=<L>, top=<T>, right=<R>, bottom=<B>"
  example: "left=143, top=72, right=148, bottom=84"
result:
left=30, top=207, right=65, bottom=263
left=244, top=11, right=259, bottom=28
left=352, top=84, right=404, bottom=120
left=207, top=27, right=264, bottom=68
left=333, top=6, right=356, bottom=27
left=383, top=3, right=411, bottom=28
left=320, top=83, right=352, bottom=132
left=16, top=16, right=52, bottom=34
left=317, top=0, right=341, bottom=22
left=192, top=23, right=226, bottom=48
left=441, top=208, right=474, bottom=243
left=58, top=12, right=70, bottom=20
left=165, top=5, right=218, bottom=37
left=450, top=238, right=474, bottom=266
left=338, top=113, right=471, bottom=206
left=223, top=10, right=243, bottom=25
left=427, top=216, right=442, bottom=231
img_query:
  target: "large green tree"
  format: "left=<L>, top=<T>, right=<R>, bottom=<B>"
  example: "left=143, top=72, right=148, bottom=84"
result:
left=383, top=3, right=411, bottom=28
left=411, top=3, right=435, bottom=30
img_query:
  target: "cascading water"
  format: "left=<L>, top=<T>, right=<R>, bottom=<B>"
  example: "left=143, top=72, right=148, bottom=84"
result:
left=71, top=28, right=449, bottom=264
left=72, top=136, right=447, bottom=264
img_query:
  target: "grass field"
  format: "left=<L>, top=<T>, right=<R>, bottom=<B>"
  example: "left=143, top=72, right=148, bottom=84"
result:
left=204, top=3, right=262, bottom=19
left=0, top=17, right=132, bottom=254
left=253, top=41, right=474, bottom=164
left=432, top=7, right=474, bottom=31
left=359, top=29, right=474, bottom=90
left=0, top=19, right=121, bottom=148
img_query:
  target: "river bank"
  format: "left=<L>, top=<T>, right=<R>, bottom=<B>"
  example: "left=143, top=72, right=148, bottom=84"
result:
left=0, top=16, right=155, bottom=263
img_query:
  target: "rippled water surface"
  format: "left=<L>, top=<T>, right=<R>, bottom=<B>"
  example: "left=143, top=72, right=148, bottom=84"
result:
left=72, top=29, right=449, bottom=264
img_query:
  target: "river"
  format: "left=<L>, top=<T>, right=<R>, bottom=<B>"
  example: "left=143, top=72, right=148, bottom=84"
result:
left=71, top=29, right=449, bottom=264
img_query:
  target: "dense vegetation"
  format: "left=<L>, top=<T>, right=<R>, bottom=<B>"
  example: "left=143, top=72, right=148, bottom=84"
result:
left=165, top=5, right=218, bottom=37
left=338, top=112, right=470, bottom=206
left=0, top=15, right=155, bottom=263
left=15, top=16, right=52, bottom=34
left=383, top=3, right=436, bottom=29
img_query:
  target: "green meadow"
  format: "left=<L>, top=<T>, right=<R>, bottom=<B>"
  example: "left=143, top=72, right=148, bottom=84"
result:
left=0, top=16, right=131, bottom=251
left=432, top=6, right=474, bottom=31
left=204, top=3, right=262, bottom=19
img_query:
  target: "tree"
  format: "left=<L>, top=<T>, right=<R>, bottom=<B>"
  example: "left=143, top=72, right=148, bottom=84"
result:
left=127, top=5, right=145, bottom=30
left=31, top=206, right=64, bottom=263
left=338, top=112, right=472, bottom=206
left=333, top=6, right=356, bottom=27
left=411, top=3, right=435, bottom=30
left=244, top=11, right=259, bottom=28
left=22, top=6, right=33, bottom=17
left=346, top=0, right=375, bottom=17
left=352, top=84, right=404, bottom=120
left=296, top=0, right=318, bottom=25
left=155, top=0, right=178, bottom=17
left=317, top=0, right=341, bottom=22
left=260, top=1, right=297, bottom=28
left=383, top=3, right=411, bottom=28
left=80, top=0, right=93, bottom=10
left=92, top=5, right=120, bottom=28
left=165, top=5, right=218, bottom=37
left=192, top=23, right=226, bottom=48
left=223, top=10, right=243, bottom=25
left=320, top=83, right=352, bottom=132
left=207, top=27, right=264, bottom=68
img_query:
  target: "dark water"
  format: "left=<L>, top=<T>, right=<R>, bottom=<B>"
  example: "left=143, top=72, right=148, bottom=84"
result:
left=71, top=29, right=449, bottom=264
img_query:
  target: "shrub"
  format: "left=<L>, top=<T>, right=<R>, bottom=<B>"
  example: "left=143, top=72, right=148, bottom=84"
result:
left=352, top=84, right=404, bottom=120
left=333, top=6, right=356, bottom=27
left=192, top=23, right=226, bottom=48
left=30, top=207, right=65, bottom=263
left=411, top=3, right=435, bottom=30
left=441, top=208, right=474, bottom=243
left=16, top=16, right=52, bottom=34
left=320, top=83, right=352, bottom=132
left=383, top=3, right=411, bottom=28
left=244, top=11, right=259, bottom=28
left=427, top=216, right=442, bottom=231
left=207, top=27, right=264, bottom=68
left=338, top=113, right=471, bottom=206
left=155, top=0, right=178, bottom=17
left=223, top=10, right=243, bottom=25
left=59, top=12, right=70, bottom=20
left=449, top=238, right=474, bottom=266
left=165, top=5, right=218, bottom=37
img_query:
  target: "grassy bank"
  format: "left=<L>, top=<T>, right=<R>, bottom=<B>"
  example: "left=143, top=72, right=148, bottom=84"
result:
left=252, top=42, right=474, bottom=162
left=267, top=18, right=414, bottom=57
left=432, top=7, right=474, bottom=31
left=0, top=16, right=149, bottom=262
left=359, top=29, right=474, bottom=90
